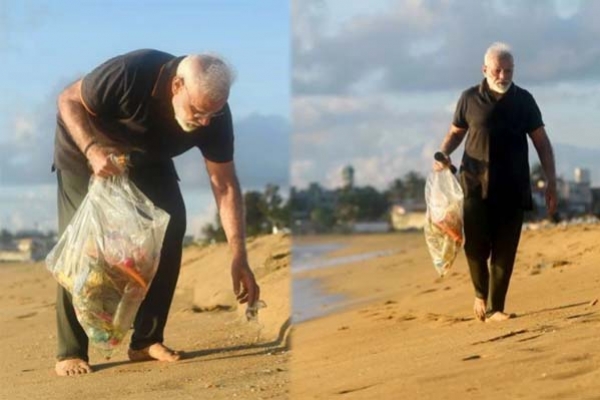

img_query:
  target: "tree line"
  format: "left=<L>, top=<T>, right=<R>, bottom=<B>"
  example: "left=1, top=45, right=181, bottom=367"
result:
left=201, top=170, right=428, bottom=242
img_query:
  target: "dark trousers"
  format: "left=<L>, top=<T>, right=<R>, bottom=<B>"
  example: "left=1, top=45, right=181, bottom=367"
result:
left=463, top=197, right=524, bottom=316
left=55, top=168, right=186, bottom=361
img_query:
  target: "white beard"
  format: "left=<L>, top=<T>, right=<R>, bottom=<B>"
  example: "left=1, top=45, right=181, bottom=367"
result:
left=487, top=78, right=512, bottom=94
left=175, top=114, right=199, bottom=133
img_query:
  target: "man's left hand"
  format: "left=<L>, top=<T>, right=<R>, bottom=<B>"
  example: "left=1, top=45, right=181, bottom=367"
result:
left=231, top=258, right=260, bottom=306
left=545, top=181, right=558, bottom=216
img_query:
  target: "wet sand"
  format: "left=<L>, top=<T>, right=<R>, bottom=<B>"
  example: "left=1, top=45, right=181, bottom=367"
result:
left=291, top=226, right=600, bottom=399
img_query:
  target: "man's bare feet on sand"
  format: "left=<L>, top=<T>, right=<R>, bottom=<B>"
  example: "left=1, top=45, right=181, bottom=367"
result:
left=55, top=358, right=93, bottom=376
left=485, top=311, right=514, bottom=322
left=473, top=298, right=486, bottom=322
left=128, top=343, right=182, bottom=362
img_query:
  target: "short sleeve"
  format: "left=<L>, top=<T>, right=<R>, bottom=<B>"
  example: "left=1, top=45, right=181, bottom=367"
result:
left=452, top=91, right=469, bottom=129
left=198, top=103, right=234, bottom=163
left=524, top=91, right=544, bottom=133
left=80, top=56, right=129, bottom=117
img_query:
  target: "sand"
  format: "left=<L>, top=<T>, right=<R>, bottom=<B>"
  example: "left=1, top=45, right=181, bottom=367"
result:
left=0, top=233, right=291, bottom=400
left=291, top=226, right=600, bottom=399
left=3, top=224, right=599, bottom=399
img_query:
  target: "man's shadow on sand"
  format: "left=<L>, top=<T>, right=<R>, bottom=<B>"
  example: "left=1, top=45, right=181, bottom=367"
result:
left=94, top=316, right=292, bottom=371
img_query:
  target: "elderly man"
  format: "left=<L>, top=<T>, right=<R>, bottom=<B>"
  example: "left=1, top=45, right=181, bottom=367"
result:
left=53, top=49, right=260, bottom=375
left=435, top=42, right=557, bottom=322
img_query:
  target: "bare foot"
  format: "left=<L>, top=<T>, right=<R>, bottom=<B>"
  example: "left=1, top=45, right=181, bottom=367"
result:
left=128, top=343, right=182, bottom=362
left=55, top=358, right=93, bottom=376
left=485, top=311, right=514, bottom=322
left=473, top=298, right=486, bottom=322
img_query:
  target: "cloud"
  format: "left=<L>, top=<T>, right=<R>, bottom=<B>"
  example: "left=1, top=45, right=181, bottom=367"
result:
left=0, top=184, right=57, bottom=232
left=292, top=92, right=453, bottom=188
left=0, top=82, right=64, bottom=185
left=291, top=0, right=600, bottom=191
left=293, top=0, right=600, bottom=95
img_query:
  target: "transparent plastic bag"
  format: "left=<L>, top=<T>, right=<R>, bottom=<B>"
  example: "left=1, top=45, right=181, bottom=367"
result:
left=424, top=168, right=465, bottom=277
left=46, top=175, right=170, bottom=357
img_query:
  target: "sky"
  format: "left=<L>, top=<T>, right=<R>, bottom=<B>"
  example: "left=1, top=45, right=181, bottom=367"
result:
left=0, top=0, right=290, bottom=236
left=292, top=0, right=600, bottom=190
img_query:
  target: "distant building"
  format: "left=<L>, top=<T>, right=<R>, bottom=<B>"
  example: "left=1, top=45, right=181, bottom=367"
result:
left=0, top=237, right=51, bottom=262
left=352, top=221, right=390, bottom=233
left=390, top=201, right=427, bottom=231
left=532, top=167, right=594, bottom=219
left=342, top=165, right=355, bottom=189
left=290, top=183, right=338, bottom=234
left=591, top=188, right=600, bottom=216
left=574, top=168, right=591, bottom=184
left=560, top=168, right=593, bottom=215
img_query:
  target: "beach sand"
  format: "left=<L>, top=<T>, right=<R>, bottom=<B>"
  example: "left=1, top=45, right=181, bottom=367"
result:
left=0, top=234, right=291, bottom=400
left=3, top=225, right=599, bottom=399
left=291, top=226, right=600, bottom=399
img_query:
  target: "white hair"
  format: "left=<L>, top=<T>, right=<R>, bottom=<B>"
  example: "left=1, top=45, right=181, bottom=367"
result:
left=177, top=54, right=236, bottom=102
left=484, top=42, right=513, bottom=66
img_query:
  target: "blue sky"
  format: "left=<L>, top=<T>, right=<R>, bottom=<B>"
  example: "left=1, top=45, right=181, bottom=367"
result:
left=0, top=0, right=290, bottom=235
left=292, top=0, right=600, bottom=189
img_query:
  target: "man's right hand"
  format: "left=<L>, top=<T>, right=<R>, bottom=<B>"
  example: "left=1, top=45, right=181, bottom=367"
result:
left=432, top=152, right=452, bottom=172
left=87, top=144, right=127, bottom=178
left=432, top=159, right=448, bottom=172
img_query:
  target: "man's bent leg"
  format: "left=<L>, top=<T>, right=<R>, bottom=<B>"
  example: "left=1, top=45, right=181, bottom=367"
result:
left=487, top=207, right=524, bottom=316
left=55, top=170, right=92, bottom=374
left=463, top=197, right=492, bottom=320
left=129, top=170, right=186, bottom=356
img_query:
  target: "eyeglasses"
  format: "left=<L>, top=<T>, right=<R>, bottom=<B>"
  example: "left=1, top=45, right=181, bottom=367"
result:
left=183, top=83, right=224, bottom=120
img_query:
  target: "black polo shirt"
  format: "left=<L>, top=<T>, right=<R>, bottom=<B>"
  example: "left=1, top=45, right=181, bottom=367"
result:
left=53, top=49, right=234, bottom=177
left=452, top=79, right=544, bottom=210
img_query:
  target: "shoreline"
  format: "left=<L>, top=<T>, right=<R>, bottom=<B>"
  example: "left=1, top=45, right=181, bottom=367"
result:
left=291, top=226, right=600, bottom=399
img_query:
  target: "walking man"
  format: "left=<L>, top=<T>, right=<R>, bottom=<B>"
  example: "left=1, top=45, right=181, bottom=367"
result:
left=435, top=42, right=557, bottom=322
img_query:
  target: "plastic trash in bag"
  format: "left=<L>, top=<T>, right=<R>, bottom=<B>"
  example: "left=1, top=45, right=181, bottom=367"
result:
left=46, top=174, right=170, bottom=358
left=424, top=153, right=465, bottom=277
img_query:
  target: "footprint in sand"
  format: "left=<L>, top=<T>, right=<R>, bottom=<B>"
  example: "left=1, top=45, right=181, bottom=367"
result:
left=397, top=313, right=417, bottom=322
left=555, top=354, right=592, bottom=364
left=546, top=365, right=596, bottom=381
left=565, top=312, right=595, bottom=321
left=580, top=314, right=600, bottom=323
left=518, top=346, right=545, bottom=352
left=336, top=384, right=376, bottom=395
left=16, top=312, right=37, bottom=319
left=472, top=329, right=529, bottom=345
left=516, top=335, right=544, bottom=343
left=364, top=310, right=398, bottom=321
left=425, top=313, right=470, bottom=324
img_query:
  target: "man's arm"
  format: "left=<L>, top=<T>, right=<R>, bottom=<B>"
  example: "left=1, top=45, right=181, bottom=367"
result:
left=205, top=159, right=260, bottom=305
left=57, top=80, right=123, bottom=177
left=433, top=124, right=467, bottom=170
left=440, top=124, right=468, bottom=156
left=529, top=126, right=558, bottom=215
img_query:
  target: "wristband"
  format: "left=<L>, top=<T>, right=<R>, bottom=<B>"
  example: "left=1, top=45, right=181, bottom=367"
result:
left=83, top=140, right=97, bottom=156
